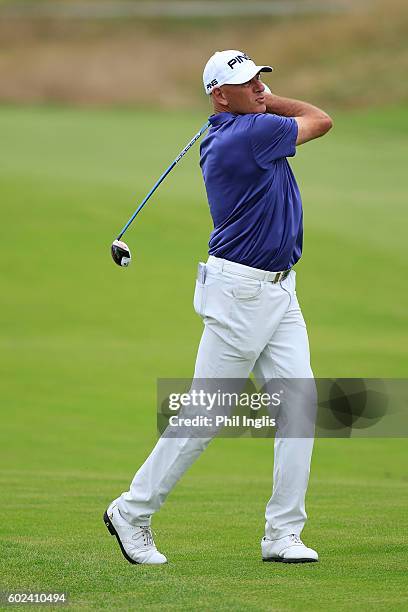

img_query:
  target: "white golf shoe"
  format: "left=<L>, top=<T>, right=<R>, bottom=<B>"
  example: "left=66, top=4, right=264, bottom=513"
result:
left=261, top=534, right=318, bottom=563
left=103, top=499, right=167, bottom=565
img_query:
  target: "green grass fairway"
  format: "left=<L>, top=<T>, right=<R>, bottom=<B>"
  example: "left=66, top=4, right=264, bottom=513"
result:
left=1, top=106, right=407, bottom=610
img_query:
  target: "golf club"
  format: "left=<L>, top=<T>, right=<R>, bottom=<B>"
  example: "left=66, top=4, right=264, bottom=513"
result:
left=111, top=120, right=210, bottom=267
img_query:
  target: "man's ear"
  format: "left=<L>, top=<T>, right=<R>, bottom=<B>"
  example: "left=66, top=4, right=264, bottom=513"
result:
left=211, top=87, right=228, bottom=107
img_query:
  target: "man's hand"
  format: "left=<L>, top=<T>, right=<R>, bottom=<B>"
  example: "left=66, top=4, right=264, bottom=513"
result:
left=265, top=93, right=333, bottom=145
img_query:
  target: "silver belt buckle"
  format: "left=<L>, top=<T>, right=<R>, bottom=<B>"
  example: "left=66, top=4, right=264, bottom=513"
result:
left=273, top=269, right=290, bottom=283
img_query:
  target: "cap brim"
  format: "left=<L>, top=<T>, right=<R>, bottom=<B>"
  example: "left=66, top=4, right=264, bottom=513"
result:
left=223, top=64, right=273, bottom=86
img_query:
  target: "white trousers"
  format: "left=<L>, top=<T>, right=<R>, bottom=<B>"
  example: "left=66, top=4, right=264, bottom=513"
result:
left=119, top=256, right=315, bottom=540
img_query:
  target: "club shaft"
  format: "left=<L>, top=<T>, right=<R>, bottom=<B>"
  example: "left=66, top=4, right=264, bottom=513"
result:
left=116, top=121, right=210, bottom=240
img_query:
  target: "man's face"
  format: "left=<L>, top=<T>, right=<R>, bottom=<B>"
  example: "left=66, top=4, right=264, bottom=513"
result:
left=217, top=73, right=266, bottom=114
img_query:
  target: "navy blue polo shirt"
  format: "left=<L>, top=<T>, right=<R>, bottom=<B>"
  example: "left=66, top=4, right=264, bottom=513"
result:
left=199, top=112, right=302, bottom=272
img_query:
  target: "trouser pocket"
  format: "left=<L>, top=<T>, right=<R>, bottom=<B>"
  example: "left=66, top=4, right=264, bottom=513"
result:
left=193, top=280, right=206, bottom=317
left=231, top=277, right=264, bottom=300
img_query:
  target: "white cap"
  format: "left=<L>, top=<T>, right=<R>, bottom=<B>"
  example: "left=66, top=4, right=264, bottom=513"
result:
left=203, top=50, right=273, bottom=95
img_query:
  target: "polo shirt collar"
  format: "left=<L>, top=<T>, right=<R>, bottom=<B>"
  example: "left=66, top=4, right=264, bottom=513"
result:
left=209, top=112, right=236, bottom=126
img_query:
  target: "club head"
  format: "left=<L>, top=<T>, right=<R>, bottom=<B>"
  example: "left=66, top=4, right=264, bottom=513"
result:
left=111, top=239, right=131, bottom=267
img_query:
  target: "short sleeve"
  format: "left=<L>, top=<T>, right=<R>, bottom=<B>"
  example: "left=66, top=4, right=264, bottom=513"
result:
left=250, top=113, right=298, bottom=168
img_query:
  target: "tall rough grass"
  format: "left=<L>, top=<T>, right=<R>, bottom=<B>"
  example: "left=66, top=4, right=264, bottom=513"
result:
left=0, top=0, right=406, bottom=108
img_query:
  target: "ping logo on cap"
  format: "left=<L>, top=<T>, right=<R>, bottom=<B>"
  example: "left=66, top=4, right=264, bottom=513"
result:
left=206, top=78, right=218, bottom=91
left=227, top=53, right=251, bottom=70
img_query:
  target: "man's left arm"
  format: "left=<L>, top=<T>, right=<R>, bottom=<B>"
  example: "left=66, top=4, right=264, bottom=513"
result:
left=263, top=89, right=333, bottom=145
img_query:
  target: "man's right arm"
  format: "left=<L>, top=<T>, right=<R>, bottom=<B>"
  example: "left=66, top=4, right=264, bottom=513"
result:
left=264, top=93, right=333, bottom=145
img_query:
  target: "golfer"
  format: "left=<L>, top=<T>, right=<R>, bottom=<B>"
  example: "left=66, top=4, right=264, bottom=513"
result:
left=104, top=50, right=333, bottom=564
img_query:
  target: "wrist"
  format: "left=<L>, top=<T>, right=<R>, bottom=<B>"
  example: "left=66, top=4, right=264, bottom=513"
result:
left=265, top=92, right=287, bottom=115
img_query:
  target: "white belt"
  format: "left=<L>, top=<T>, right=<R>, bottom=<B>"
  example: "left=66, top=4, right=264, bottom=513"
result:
left=206, top=256, right=291, bottom=284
